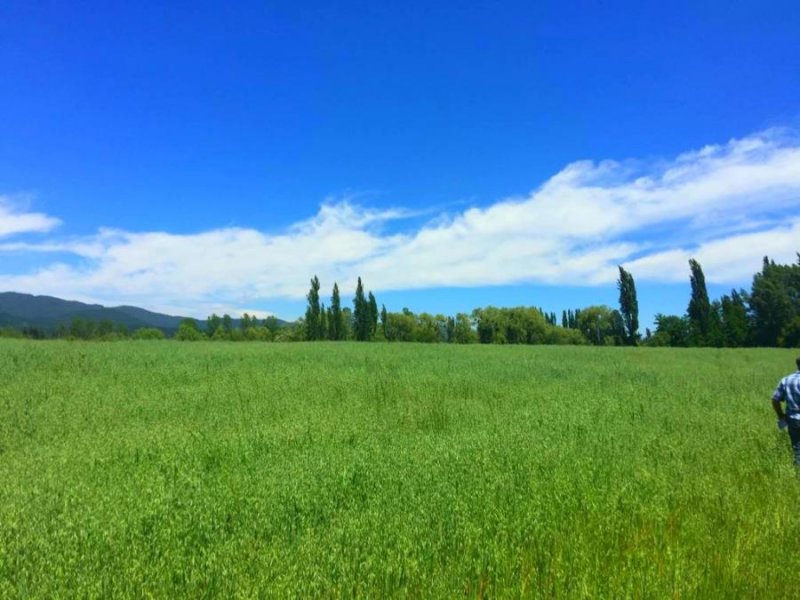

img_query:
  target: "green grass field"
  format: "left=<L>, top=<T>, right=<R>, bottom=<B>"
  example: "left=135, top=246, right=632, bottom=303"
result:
left=1, top=340, right=799, bottom=598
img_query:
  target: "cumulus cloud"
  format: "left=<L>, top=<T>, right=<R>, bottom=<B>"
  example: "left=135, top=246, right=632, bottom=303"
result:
left=1, top=128, right=799, bottom=315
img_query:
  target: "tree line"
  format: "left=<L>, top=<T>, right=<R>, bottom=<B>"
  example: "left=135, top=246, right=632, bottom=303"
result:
left=1, top=254, right=797, bottom=346
left=646, top=255, right=800, bottom=348
left=292, top=254, right=799, bottom=348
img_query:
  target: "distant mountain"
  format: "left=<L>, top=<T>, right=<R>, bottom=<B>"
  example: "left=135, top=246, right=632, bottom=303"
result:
left=0, top=292, right=289, bottom=334
left=112, top=305, right=186, bottom=331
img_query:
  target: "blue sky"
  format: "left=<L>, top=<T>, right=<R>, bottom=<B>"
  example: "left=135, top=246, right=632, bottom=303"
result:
left=1, top=1, right=799, bottom=325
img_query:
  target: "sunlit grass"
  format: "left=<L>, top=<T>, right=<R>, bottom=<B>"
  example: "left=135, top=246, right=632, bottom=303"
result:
left=1, top=340, right=799, bottom=597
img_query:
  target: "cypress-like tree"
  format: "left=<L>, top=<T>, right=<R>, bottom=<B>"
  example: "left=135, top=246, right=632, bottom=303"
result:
left=319, top=302, right=328, bottom=341
left=326, top=306, right=334, bottom=340
left=380, top=304, right=388, bottom=338
left=330, top=282, right=343, bottom=341
left=617, top=265, right=639, bottom=345
left=367, top=291, right=379, bottom=339
left=353, top=277, right=368, bottom=341
left=561, top=310, right=568, bottom=328
left=305, top=275, right=321, bottom=341
left=687, top=259, right=711, bottom=345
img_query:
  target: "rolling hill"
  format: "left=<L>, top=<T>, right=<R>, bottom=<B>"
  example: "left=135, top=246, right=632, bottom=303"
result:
left=0, top=292, right=288, bottom=334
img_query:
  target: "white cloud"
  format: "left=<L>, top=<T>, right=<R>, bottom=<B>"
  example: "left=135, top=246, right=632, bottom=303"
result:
left=1, top=128, right=799, bottom=315
left=624, top=219, right=800, bottom=284
left=0, top=195, right=61, bottom=237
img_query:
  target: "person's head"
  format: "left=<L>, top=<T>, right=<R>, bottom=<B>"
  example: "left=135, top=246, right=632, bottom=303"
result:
left=796, top=356, right=800, bottom=370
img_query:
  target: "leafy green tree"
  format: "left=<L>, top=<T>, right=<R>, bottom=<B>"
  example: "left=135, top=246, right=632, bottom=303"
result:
left=445, top=316, right=455, bottom=342
left=617, top=266, right=639, bottom=345
left=207, top=314, right=222, bottom=336
left=329, top=283, right=344, bottom=341
left=175, top=318, right=205, bottom=341
left=453, top=313, right=476, bottom=343
left=720, top=289, right=749, bottom=347
left=97, top=319, right=114, bottom=338
left=341, top=307, right=354, bottom=340
left=380, top=304, right=388, bottom=338
left=649, top=314, right=690, bottom=347
left=750, top=256, right=800, bottom=347
left=384, top=309, right=416, bottom=342
left=222, top=314, right=233, bottom=334
left=325, top=306, right=334, bottom=340
left=134, top=327, right=165, bottom=340
left=472, top=307, right=502, bottom=343
left=69, top=317, right=88, bottom=339
left=305, top=275, right=322, bottom=341
left=687, top=258, right=714, bottom=345
left=367, top=292, right=378, bottom=340
left=576, top=305, right=621, bottom=345
left=264, top=316, right=281, bottom=335
left=414, top=313, right=442, bottom=343
left=353, top=277, right=369, bottom=341
left=780, top=316, right=800, bottom=348
left=471, top=306, right=584, bottom=345
left=228, top=328, right=246, bottom=342
left=319, top=303, right=328, bottom=340
left=244, top=325, right=271, bottom=341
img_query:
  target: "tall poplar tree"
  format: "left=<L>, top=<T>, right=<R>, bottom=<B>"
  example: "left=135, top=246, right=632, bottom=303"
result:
left=687, top=259, right=711, bottom=345
left=330, top=282, right=343, bottom=341
left=305, top=275, right=321, bottom=341
left=617, top=266, right=639, bottom=345
left=319, top=303, right=328, bottom=341
left=353, top=277, right=368, bottom=341
left=326, top=306, right=334, bottom=340
left=367, top=291, right=379, bottom=339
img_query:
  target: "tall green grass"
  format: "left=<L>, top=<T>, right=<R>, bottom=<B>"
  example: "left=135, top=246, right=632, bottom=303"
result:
left=1, top=340, right=799, bottom=597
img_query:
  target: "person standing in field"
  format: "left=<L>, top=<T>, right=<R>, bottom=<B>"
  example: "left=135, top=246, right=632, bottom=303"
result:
left=772, top=357, right=800, bottom=464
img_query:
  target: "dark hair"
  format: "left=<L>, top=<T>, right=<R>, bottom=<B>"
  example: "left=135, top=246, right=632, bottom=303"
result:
left=797, top=356, right=800, bottom=370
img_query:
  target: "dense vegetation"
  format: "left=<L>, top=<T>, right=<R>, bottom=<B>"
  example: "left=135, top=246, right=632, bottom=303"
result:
left=1, top=340, right=798, bottom=597
left=649, top=256, right=800, bottom=348
left=2, top=255, right=798, bottom=348
left=294, top=256, right=800, bottom=348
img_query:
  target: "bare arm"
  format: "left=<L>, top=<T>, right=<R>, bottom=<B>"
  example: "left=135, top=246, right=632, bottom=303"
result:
left=773, top=398, right=787, bottom=421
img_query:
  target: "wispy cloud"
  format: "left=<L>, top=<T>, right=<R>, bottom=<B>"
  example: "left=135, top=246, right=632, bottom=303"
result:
left=1, top=128, right=799, bottom=315
left=0, top=195, right=61, bottom=238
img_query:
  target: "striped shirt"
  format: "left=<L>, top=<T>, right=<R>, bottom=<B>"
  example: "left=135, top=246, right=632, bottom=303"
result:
left=773, top=371, right=800, bottom=421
